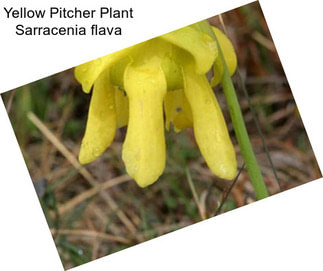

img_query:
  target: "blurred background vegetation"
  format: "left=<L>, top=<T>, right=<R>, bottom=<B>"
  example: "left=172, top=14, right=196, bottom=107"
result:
left=1, top=2, right=321, bottom=269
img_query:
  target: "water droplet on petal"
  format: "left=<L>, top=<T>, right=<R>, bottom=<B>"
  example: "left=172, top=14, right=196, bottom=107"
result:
left=93, top=147, right=100, bottom=157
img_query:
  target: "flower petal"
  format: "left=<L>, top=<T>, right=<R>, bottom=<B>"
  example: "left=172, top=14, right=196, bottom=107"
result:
left=110, top=56, right=132, bottom=90
left=211, top=27, right=237, bottom=86
left=110, top=39, right=184, bottom=91
left=122, top=58, right=167, bottom=187
left=79, top=70, right=117, bottom=164
left=75, top=47, right=134, bottom=93
left=183, top=66, right=237, bottom=180
left=160, top=26, right=217, bottom=74
left=164, top=89, right=193, bottom=132
left=114, top=87, right=129, bottom=128
left=161, top=56, right=184, bottom=90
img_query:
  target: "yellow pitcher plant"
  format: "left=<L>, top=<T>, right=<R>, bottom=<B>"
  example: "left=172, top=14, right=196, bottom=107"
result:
left=75, top=21, right=238, bottom=187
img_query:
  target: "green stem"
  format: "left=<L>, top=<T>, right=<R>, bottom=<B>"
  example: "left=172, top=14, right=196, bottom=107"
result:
left=201, top=21, right=269, bottom=199
left=221, top=63, right=269, bottom=199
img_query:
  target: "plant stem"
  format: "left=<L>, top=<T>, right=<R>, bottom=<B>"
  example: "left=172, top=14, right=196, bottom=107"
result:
left=221, top=68, right=269, bottom=199
left=202, top=21, right=269, bottom=199
left=219, top=46, right=269, bottom=199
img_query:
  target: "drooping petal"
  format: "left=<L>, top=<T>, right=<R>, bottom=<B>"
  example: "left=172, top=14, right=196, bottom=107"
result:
left=114, top=87, right=129, bottom=128
left=122, top=58, right=167, bottom=187
left=211, top=27, right=237, bottom=86
left=183, top=66, right=237, bottom=180
left=79, top=70, right=117, bottom=164
left=75, top=47, right=134, bottom=93
left=164, top=89, right=193, bottom=132
left=160, top=26, right=217, bottom=74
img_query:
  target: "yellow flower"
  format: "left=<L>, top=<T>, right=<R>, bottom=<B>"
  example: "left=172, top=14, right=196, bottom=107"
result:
left=75, top=21, right=238, bottom=187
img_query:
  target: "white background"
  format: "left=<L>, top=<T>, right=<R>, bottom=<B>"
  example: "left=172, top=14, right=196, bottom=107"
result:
left=0, top=0, right=323, bottom=270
